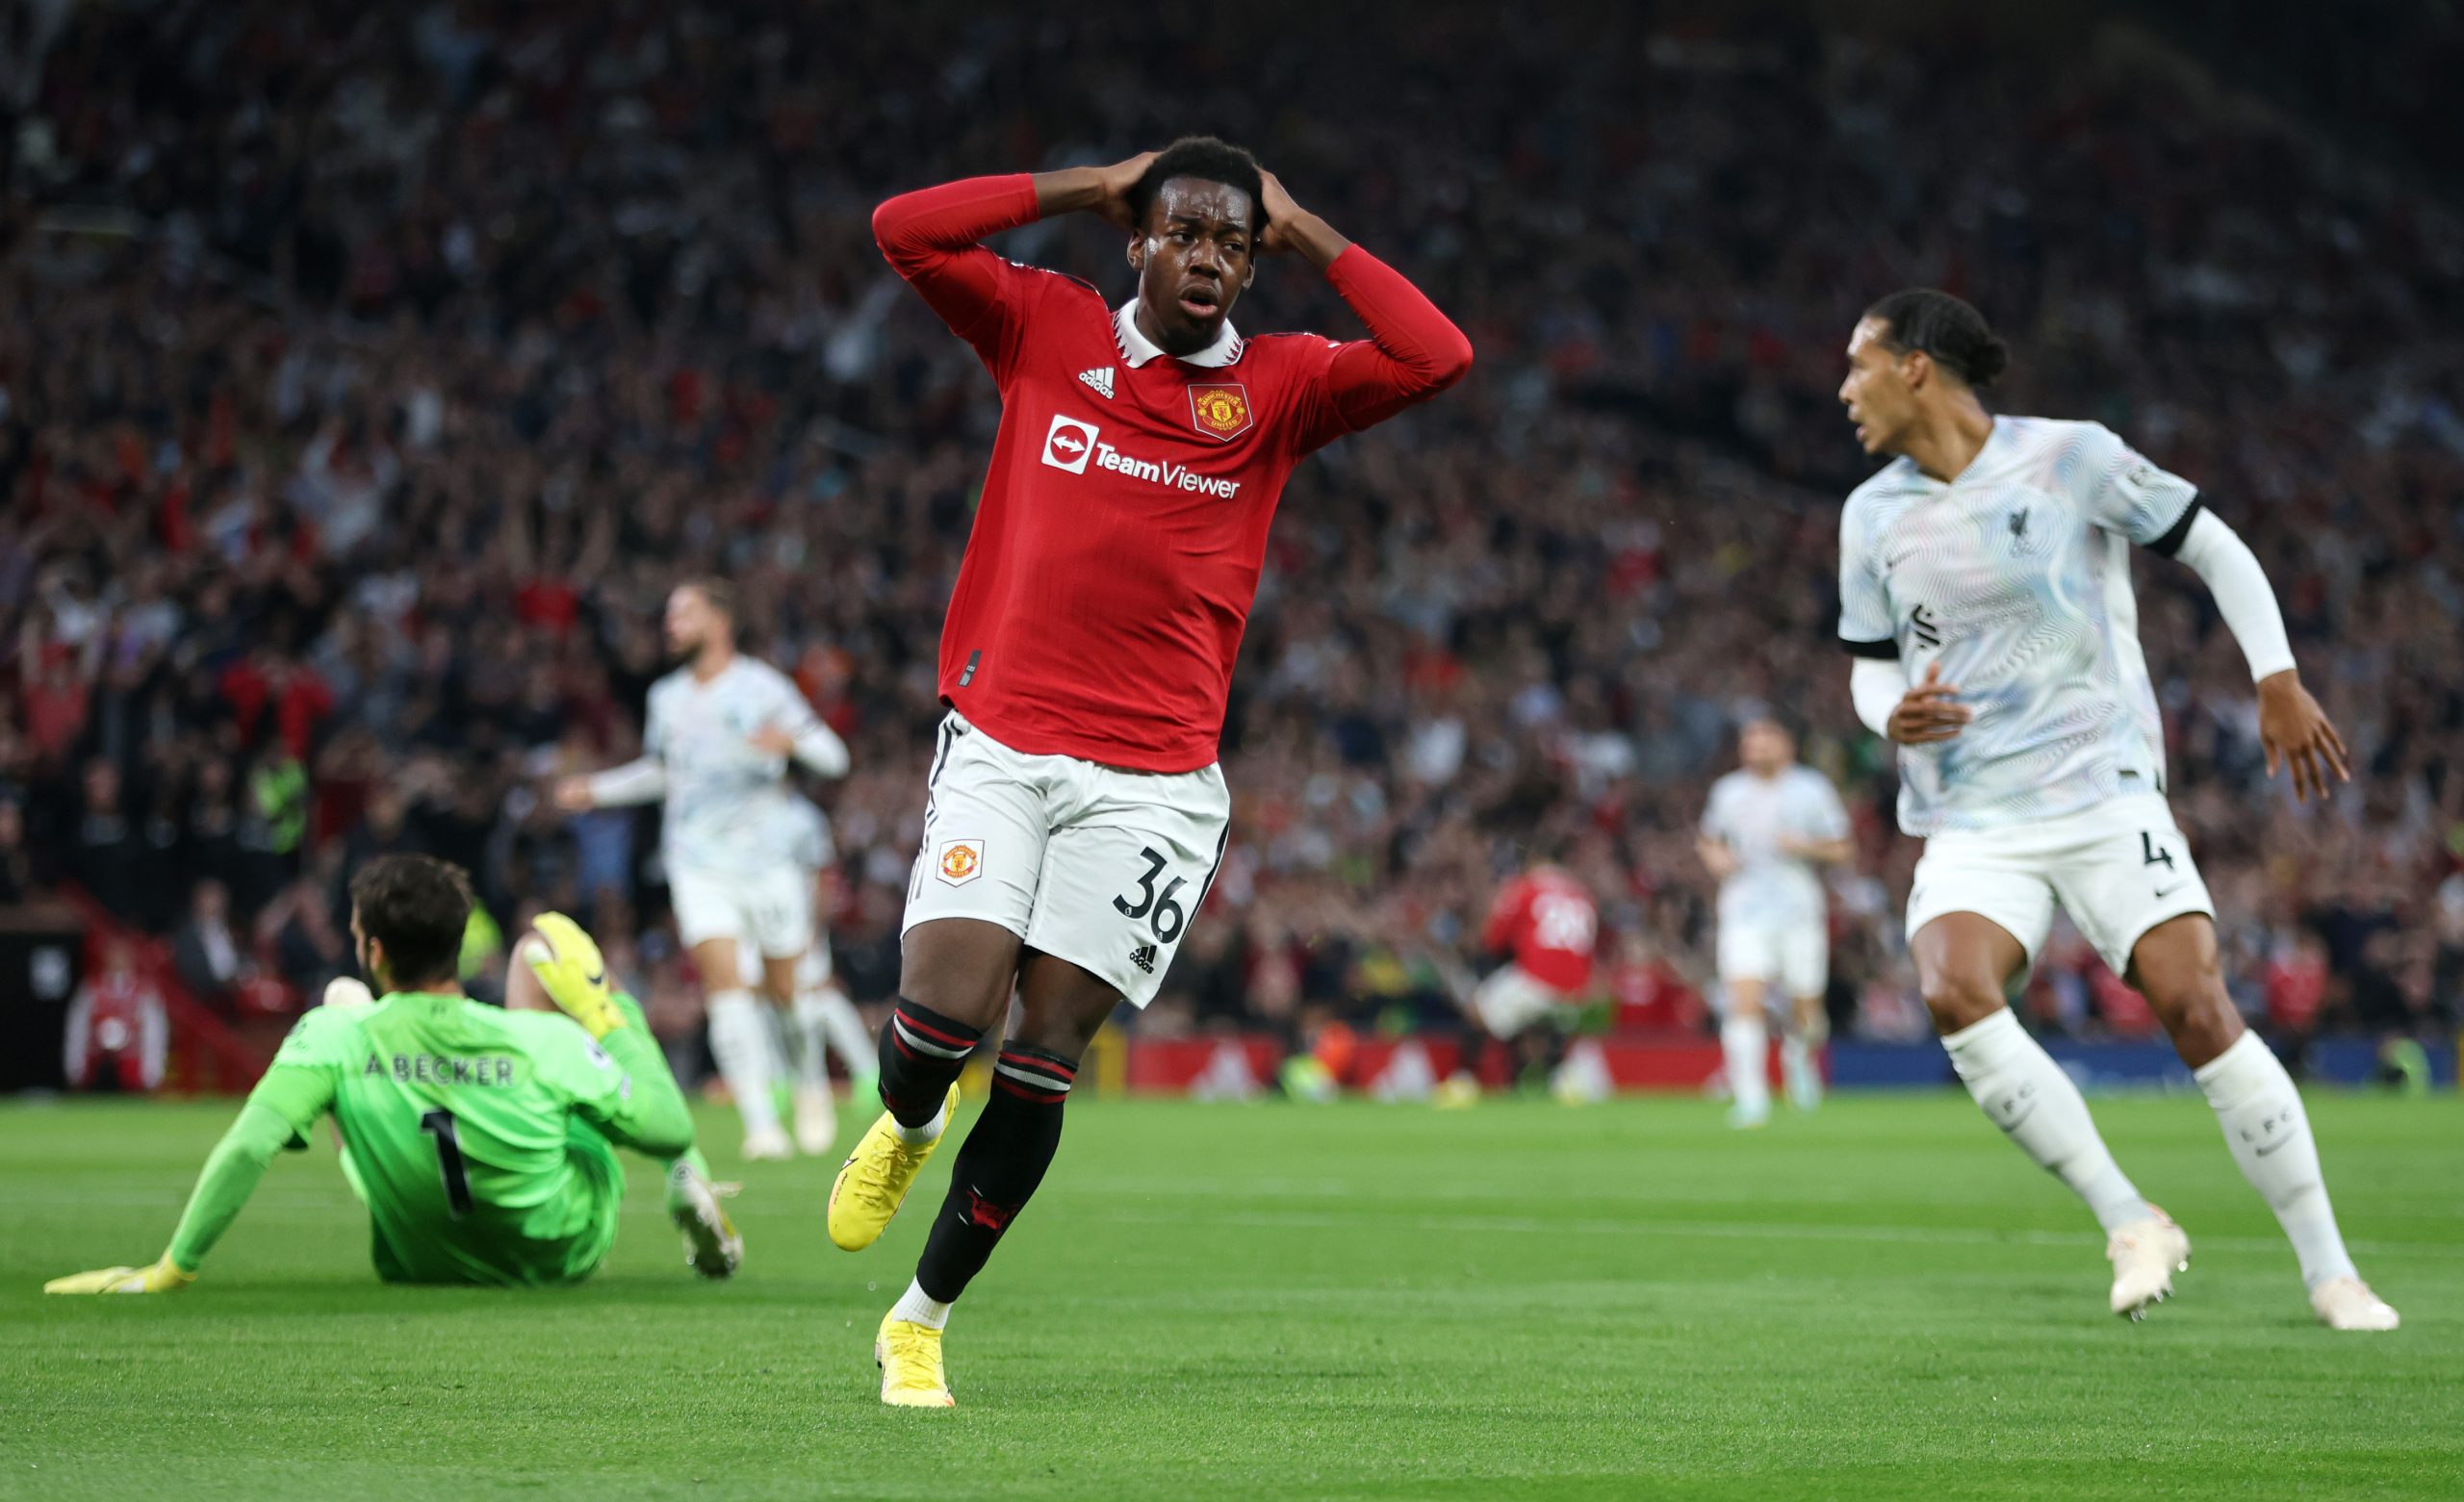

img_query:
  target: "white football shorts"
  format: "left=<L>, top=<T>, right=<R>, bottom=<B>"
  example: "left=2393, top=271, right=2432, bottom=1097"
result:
left=1469, top=962, right=1577, bottom=1036
left=1716, top=920, right=1829, bottom=1001
left=1905, top=792, right=2214, bottom=975
left=901, top=712, right=1231, bottom=1008
left=671, top=859, right=811, bottom=959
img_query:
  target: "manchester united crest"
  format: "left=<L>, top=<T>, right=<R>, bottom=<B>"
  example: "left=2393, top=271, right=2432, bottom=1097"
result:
left=1188, top=383, right=1253, bottom=442
left=936, top=837, right=984, bottom=886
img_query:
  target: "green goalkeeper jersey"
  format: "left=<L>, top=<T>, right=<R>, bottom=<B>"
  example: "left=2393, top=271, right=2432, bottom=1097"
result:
left=168, top=990, right=693, bottom=1287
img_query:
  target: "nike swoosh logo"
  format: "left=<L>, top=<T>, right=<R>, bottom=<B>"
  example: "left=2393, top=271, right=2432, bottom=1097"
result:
left=2153, top=884, right=2186, bottom=900
left=2253, top=1133, right=2297, bottom=1158
left=1996, top=1101, right=2039, bottom=1133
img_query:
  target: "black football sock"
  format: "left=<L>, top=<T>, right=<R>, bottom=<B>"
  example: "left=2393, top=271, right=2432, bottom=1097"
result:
left=912, top=1043, right=1076, bottom=1302
left=877, top=999, right=985, bottom=1128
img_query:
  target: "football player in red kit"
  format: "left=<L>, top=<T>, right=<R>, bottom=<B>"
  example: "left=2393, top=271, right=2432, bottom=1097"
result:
left=1440, top=864, right=1600, bottom=1102
left=834, top=137, right=1471, bottom=1405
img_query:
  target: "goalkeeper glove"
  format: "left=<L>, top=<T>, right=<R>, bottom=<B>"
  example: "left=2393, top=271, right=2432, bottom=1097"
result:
left=45, top=1253, right=195, bottom=1295
left=526, top=911, right=625, bottom=1039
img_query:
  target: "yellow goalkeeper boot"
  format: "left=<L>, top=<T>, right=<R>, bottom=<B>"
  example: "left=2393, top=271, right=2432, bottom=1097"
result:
left=828, top=1084, right=960, bottom=1252
left=876, top=1310, right=957, bottom=1408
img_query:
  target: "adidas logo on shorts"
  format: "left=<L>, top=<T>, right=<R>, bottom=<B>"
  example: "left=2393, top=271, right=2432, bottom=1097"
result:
left=1129, top=944, right=1158, bottom=975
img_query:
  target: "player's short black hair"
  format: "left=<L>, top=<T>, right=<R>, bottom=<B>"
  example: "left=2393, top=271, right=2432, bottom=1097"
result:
left=680, top=575, right=738, bottom=623
left=1127, top=137, right=1267, bottom=233
left=349, top=854, right=473, bottom=991
left=1864, top=289, right=2009, bottom=390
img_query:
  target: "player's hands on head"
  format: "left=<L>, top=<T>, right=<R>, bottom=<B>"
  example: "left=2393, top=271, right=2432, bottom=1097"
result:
left=1092, top=151, right=1159, bottom=232
left=45, top=1253, right=193, bottom=1295
left=1888, top=661, right=1971, bottom=745
left=524, top=912, right=626, bottom=1039
left=552, top=776, right=596, bottom=813
left=2256, top=670, right=2349, bottom=803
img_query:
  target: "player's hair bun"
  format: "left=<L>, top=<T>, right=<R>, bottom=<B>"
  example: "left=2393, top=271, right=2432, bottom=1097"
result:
left=1864, top=288, right=2009, bottom=390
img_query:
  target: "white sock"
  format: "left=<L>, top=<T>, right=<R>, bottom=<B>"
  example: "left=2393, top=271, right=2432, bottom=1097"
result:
left=889, top=1277, right=952, bottom=1330
left=1780, top=1033, right=1818, bottom=1106
left=794, top=984, right=874, bottom=1087
left=2194, top=1031, right=2358, bottom=1288
left=1942, top=1008, right=2151, bottom=1235
left=891, top=1100, right=948, bottom=1146
left=1721, top=1014, right=1769, bottom=1118
left=788, top=994, right=832, bottom=1092
left=706, top=988, right=782, bottom=1134
left=818, top=986, right=876, bottom=1080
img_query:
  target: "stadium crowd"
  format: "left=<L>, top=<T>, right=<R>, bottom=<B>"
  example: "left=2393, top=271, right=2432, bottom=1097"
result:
left=5, top=2, right=2462, bottom=1069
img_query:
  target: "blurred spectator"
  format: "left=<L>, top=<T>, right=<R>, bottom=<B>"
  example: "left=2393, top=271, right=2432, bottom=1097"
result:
left=170, top=878, right=243, bottom=1009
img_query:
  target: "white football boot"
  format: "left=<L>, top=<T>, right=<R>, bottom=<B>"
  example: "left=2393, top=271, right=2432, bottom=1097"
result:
left=2107, top=1207, right=2191, bottom=1320
left=740, top=1124, right=795, bottom=1161
left=793, top=1083, right=837, bottom=1157
left=2309, top=1277, right=2400, bottom=1332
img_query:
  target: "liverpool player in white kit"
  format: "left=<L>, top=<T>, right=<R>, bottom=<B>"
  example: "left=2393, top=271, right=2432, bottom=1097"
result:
left=1835, top=290, right=2394, bottom=1330
left=556, top=580, right=851, bottom=1160
left=1699, top=719, right=1851, bottom=1127
left=736, top=794, right=878, bottom=1155
left=833, top=138, right=1469, bottom=1405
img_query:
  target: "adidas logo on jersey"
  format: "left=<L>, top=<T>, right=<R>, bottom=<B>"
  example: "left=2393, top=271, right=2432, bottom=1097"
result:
left=1129, top=944, right=1158, bottom=975
left=1078, top=366, right=1116, bottom=399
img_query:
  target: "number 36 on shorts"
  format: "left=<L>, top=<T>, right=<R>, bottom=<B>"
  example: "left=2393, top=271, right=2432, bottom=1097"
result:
left=897, top=711, right=1231, bottom=1007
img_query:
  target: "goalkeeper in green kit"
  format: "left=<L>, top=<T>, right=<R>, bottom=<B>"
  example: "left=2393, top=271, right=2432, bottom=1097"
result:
left=45, top=854, right=742, bottom=1292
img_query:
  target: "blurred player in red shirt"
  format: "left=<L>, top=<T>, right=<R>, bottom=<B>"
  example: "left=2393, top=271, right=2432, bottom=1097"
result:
left=1439, top=861, right=1599, bottom=1102
left=64, top=938, right=167, bottom=1093
left=833, top=137, right=1470, bottom=1406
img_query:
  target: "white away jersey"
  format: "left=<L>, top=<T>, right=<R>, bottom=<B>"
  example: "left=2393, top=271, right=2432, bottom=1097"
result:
left=1702, top=766, right=1851, bottom=929
left=644, top=658, right=827, bottom=872
left=1837, top=416, right=2198, bottom=835
left=783, top=794, right=836, bottom=876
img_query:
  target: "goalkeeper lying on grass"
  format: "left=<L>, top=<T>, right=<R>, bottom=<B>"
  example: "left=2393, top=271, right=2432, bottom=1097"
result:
left=46, top=853, right=741, bottom=1293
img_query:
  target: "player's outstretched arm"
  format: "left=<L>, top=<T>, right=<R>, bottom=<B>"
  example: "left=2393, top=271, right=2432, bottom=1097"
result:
left=45, top=1062, right=329, bottom=1293
left=558, top=756, right=666, bottom=813
left=1260, top=170, right=1473, bottom=433
left=2162, top=508, right=2349, bottom=802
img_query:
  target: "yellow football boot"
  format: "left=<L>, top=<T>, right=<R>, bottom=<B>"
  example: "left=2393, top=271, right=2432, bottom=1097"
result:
left=875, top=1311, right=958, bottom=1408
left=828, top=1083, right=959, bottom=1252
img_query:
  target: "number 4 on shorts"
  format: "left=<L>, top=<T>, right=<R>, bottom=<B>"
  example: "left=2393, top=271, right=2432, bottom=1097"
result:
left=2140, top=832, right=2175, bottom=871
left=1112, top=847, right=1188, bottom=944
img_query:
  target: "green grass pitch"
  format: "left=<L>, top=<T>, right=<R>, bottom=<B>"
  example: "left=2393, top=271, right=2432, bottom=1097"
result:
left=3, top=1090, right=2458, bottom=1500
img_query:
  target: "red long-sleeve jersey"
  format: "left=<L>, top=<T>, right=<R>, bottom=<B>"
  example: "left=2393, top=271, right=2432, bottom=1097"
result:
left=875, top=174, right=1472, bottom=772
left=1481, top=866, right=1598, bottom=993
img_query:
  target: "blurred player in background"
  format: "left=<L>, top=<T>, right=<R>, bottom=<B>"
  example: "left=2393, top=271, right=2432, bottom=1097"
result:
left=45, top=855, right=738, bottom=1293
left=1699, top=718, right=1852, bottom=1127
left=1436, top=857, right=1599, bottom=1105
left=1836, top=290, right=2395, bottom=1330
left=839, top=136, right=1469, bottom=1405
left=557, top=579, right=852, bottom=1161
left=735, top=794, right=878, bottom=1155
